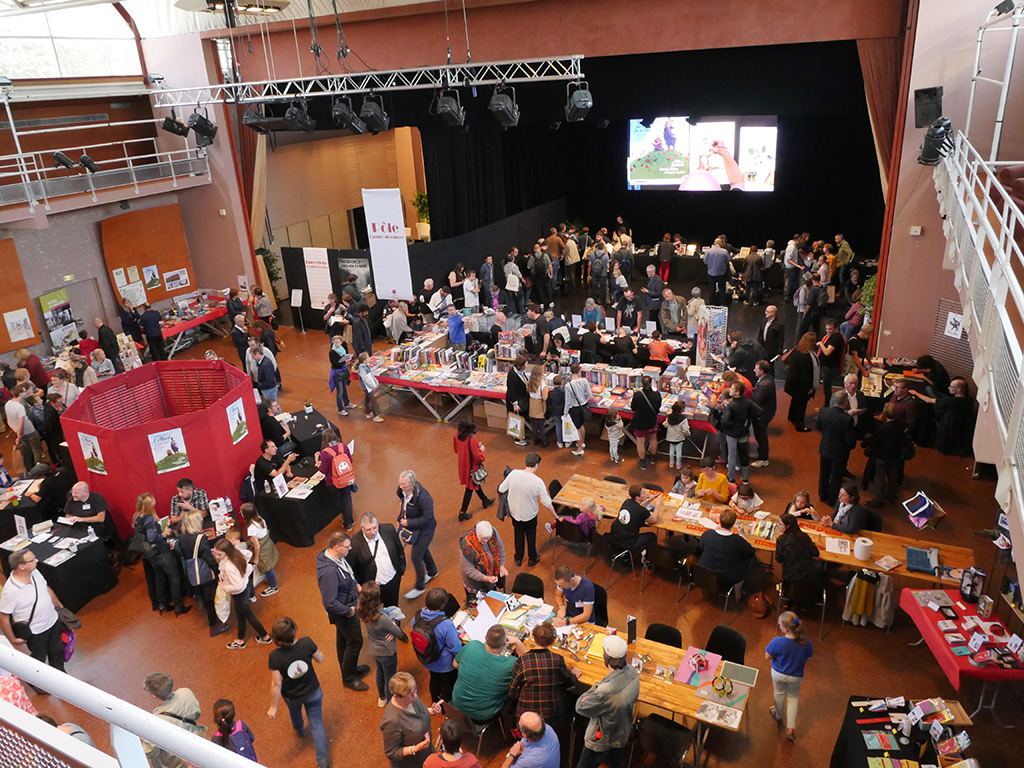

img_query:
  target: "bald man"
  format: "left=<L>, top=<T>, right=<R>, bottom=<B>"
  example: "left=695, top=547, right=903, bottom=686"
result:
left=63, top=481, right=120, bottom=547
left=500, top=711, right=560, bottom=768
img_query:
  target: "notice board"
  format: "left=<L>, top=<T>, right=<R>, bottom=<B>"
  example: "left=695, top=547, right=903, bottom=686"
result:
left=0, top=238, right=42, bottom=353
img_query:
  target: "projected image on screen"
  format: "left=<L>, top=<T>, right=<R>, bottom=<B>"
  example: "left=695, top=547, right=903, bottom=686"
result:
left=627, top=117, right=777, bottom=192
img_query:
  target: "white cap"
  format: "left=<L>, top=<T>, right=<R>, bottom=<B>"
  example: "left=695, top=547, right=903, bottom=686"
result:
left=603, top=635, right=628, bottom=659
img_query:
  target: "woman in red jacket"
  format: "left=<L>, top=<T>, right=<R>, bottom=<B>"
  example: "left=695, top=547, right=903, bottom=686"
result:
left=453, top=416, right=494, bottom=523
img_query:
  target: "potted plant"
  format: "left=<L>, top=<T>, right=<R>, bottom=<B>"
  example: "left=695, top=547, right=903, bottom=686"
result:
left=412, top=191, right=430, bottom=241
left=858, top=274, right=876, bottom=325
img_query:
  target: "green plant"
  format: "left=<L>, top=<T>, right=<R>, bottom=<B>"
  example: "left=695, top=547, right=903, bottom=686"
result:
left=256, top=247, right=284, bottom=301
left=858, top=274, right=877, bottom=315
left=412, top=191, right=430, bottom=223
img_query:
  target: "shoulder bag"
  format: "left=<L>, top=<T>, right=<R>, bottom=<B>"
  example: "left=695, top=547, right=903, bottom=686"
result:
left=184, top=535, right=213, bottom=587
left=9, top=576, right=39, bottom=642
left=570, top=379, right=592, bottom=421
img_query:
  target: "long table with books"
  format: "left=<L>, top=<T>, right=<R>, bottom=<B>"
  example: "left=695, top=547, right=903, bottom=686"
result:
left=552, top=475, right=976, bottom=585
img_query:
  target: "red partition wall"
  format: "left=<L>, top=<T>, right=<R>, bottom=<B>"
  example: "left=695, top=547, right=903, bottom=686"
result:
left=60, top=360, right=262, bottom=536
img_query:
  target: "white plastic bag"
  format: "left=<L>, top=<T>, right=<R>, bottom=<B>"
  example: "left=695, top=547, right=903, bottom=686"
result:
left=561, top=414, right=580, bottom=444
left=214, top=586, right=231, bottom=623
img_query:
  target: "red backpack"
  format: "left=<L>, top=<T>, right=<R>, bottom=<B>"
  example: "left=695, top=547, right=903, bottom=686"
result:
left=324, top=444, right=356, bottom=488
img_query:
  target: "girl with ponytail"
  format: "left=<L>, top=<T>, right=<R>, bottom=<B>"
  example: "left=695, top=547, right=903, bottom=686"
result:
left=212, top=698, right=257, bottom=761
left=764, top=610, right=814, bottom=742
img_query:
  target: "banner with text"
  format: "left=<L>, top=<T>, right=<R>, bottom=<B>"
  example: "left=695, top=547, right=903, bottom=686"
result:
left=362, top=188, right=414, bottom=301
left=302, top=247, right=333, bottom=308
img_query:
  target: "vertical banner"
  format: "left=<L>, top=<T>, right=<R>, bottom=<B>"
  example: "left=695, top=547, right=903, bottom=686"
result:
left=303, top=247, right=333, bottom=308
left=362, top=188, right=414, bottom=300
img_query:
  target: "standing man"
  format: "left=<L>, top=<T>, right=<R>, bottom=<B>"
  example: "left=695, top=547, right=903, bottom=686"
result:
left=545, top=227, right=564, bottom=305
left=42, top=393, right=65, bottom=465
left=717, top=383, right=761, bottom=487
left=575, top=635, right=640, bottom=768
left=479, top=254, right=494, bottom=299
left=446, top=304, right=467, bottom=351
left=169, top=478, right=211, bottom=530
left=836, top=373, right=866, bottom=436
left=835, top=233, right=854, bottom=289
left=350, top=303, right=373, bottom=357
left=817, top=319, right=846, bottom=406
left=615, top=288, right=642, bottom=334
left=315, top=532, right=370, bottom=691
left=783, top=235, right=803, bottom=304
left=348, top=512, right=405, bottom=610
left=252, top=344, right=278, bottom=402
left=499, top=712, right=560, bottom=768
left=816, top=391, right=856, bottom=506
left=751, top=360, right=776, bottom=468
left=497, top=452, right=555, bottom=567
left=230, top=314, right=250, bottom=364
left=142, top=673, right=206, bottom=768
left=0, top=550, right=67, bottom=671
left=563, top=231, right=580, bottom=296
left=758, top=305, right=784, bottom=362
left=641, top=265, right=664, bottom=328
left=5, top=384, right=42, bottom=472
left=526, top=304, right=551, bottom=359
left=726, top=330, right=764, bottom=384
left=659, top=288, right=687, bottom=339
left=94, top=317, right=122, bottom=373
left=704, top=237, right=730, bottom=306
left=589, top=242, right=610, bottom=305
left=797, top=274, right=825, bottom=338
left=865, top=403, right=907, bottom=508
left=139, top=302, right=166, bottom=361
left=847, top=322, right=873, bottom=379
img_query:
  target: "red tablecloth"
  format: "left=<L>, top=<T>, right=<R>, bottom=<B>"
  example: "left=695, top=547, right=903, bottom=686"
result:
left=899, top=588, right=1024, bottom=690
left=161, top=307, right=227, bottom=339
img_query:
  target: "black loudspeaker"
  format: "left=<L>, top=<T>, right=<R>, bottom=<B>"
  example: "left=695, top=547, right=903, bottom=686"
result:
left=915, top=86, right=944, bottom=128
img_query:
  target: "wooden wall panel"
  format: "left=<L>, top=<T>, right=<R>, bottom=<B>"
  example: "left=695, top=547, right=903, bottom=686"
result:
left=0, top=239, right=42, bottom=352
left=99, top=204, right=194, bottom=305
left=329, top=211, right=352, bottom=250
left=308, top=215, right=333, bottom=248
left=286, top=222, right=312, bottom=248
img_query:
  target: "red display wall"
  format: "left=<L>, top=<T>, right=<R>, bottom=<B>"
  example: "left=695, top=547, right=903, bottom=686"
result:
left=60, top=360, right=262, bottom=536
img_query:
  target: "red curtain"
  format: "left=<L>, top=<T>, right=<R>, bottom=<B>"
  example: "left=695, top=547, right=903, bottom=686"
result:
left=236, top=103, right=258, bottom=215
left=857, top=37, right=903, bottom=193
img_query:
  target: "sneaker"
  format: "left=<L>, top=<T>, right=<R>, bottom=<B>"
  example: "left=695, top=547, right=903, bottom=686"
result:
left=373, top=416, right=384, bottom=423
left=261, top=586, right=279, bottom=597
left=613, top=457, right=624, bottom=464
left=339, top=410, right=349, bottom=416
left=378, top=698, right=388, bottom=708
left=424, top=572, right=437, bottom=584
left=515, top=439, right=529, bottom=446
left=250, top=595, right=257, bottom=603
left=256, top=635, right=273, bottom=645
left=751, top=460, right=770, bottom=468
left=404, top=588, right=426, bottom=600
left=226, top=640, right=247, bottom=650
left=544, top=523, right=554, bottom=534
left=365, top=413, right=374, bottom=420
left=638, top=459, right=648, bottom=470
left=572, top=449, right=585, bottom=456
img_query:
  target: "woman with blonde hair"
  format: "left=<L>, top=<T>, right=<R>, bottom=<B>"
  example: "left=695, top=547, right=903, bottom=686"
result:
left=765, top=611, right=814, bottom=741
left=527, top=366, right=549, bottom=447
left=380, top=671, right=442, bottom=768
left=177, top=511, right=229, bottom=636
left=212, top=538, right=272, bottom=649
left=133, top=493, right=191, bottom=616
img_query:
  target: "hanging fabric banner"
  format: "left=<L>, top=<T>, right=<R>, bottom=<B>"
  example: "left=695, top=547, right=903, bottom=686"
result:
left=361, top=188, right=414, bottom=301
left=302, top=247, right=333, bottom=308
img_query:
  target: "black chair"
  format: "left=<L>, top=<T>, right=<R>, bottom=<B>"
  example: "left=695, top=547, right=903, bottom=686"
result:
left=639, top=543, right=688, bottom=603
left=603, top=475, right=627, bottom=485
left=644, top=622, right=683, bottom=648
left=548, top=478, right=563, bottom=500
left=591, top=583, right=608, bottom=626
left=552, top=519, right=593, bottom=573
left=511, top=572, right=544, bottom=599
left=441, top=701, right=506, bottom=756
left=683, top=564, right=739, bottom=625
left=706, top=624, right=746, bottom=664
left=642, top=482, right=665, bottom=493
left=863, top=507, right=883, bottom=532
left=591, top=533, right=637, bottom=588
left=629, top=714, right=694, bottom=768
left=782, top=576, right=828, bottom=641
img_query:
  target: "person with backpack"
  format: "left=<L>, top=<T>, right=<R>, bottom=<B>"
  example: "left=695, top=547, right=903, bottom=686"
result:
left=528, top=244, right=552, bottom=309
left=316, top=532, right=370, bottom=692
left=211, top=699, right=257, bottom=762
left=268, top=617, right=330, bottom=768
left=317, top=428, right=357, bottom=530
left=411, top=588, right=462, bottom=704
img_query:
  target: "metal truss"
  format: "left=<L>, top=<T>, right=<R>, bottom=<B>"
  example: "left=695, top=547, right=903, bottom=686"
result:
left=152, top=56, right=584, bottom=107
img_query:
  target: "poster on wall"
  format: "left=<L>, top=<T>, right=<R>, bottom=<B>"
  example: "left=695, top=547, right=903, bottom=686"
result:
left=362, top=188, right=414, bottom=301
left=337, top=257, right=373, bottom=292
left=226, top=397, right=248, bottom=445
left=39, top=287, right=77, bottom=352
left=127, top=265, right=140, bottom=283
left=3, top=309, right=34, bottom=343
left=163, top=268, right=190, bottom=291
left=119, top=281, right=147, bottom=308
left=78, top=433, right=107, bottom=475
left=143, top=265, right=161, bottom=289
left=148, top=427, right=190, bottom=474
left=303, top=248, right=333, bottom=308
left=112, top=268, right=126, bottom=288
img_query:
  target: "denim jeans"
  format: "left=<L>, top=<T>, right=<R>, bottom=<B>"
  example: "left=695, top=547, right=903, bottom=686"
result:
left=286, top=687, right=329, bottom=768
left=725, top=435, right=750, bottom=484
left=771, top=668, right=803, bottom=730
left=375, top=654, right=398, bottom=699
left=410, top=529, right=437, bottom=589
left=668, top=441, right=683, bottom=465
left=262, top=568, right=278, bottom=590
left=334, top=370, right=352, bottom=412
left=261, top=385, right=279, bottom=403
left=608, top=439, right=619, bottom=462
left=550, top=258, right=561, bottom=296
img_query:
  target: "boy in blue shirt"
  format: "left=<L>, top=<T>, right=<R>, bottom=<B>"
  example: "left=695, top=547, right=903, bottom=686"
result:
left=447, top=305, right=467, bottom=351
left=415, top=588, right=463, bottom=703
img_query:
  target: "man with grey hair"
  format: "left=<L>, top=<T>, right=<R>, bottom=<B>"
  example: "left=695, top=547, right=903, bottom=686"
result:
left=659, top=287, right=687, bottom=338
left=641, top=264, right=664, bottom=326
left=833, top=373, right=865, bottom=431
left=245, top=336, right=277, bottom=385
left=252, top=344, right=278, bottom=402
left=348, top=512, right=406, bottom=609
left=816, top=390, right=856, bottom=506
left=142, top=672, right=206, bottom=768
left=230, top=312, right=249, bottom=364
left=500, top=711, right=560, bottom=768
left=0, top=549, right=65, bottom=672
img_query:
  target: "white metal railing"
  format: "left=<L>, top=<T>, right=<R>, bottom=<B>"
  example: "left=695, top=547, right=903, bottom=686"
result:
left=936, top=129, right=1024, bottom=560
left=0, top=645, right=266, bottom=767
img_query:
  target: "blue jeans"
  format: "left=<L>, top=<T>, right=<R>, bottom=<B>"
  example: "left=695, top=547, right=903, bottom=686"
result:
left=551, top=258, right=561, bottom=295
left=375, top=653, right=398, bottom=699
left=261, top=385, right=279, bottom=402
left=410, top=528, right=437, bottom=589
left=263, top=568, right=278, bottom=590
left=285, top=687, right=329, bottom=768
left=726, top=435, right=750, bottom=484
left=668, top=441, right=683, bottom=465
left=708, top=274, right=727, bottom=306
left=334, top=370, right=352, bottom=411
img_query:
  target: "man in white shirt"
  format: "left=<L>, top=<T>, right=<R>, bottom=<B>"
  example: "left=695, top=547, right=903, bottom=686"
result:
left=348, top=512, right=406, bottom=610
left=0, top=549, right=66, bottom=671
left=497, top=453, right=555, bottom=567
left=833, top=373, right=866, bottom=434
left=429, top=286, right=452, bottom=319
left=4, top=384, right=42, bottom=472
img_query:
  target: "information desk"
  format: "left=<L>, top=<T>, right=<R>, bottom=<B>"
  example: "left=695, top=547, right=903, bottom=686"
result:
left=254, top=466, right=335, bottom=548
left=287, top=409, right=340, bottom=459
left=162, top=306, right=229, bottom=358
left=900, top=588, right=1024, bottom=725
left=0, top=524, right=117, bottom=612
left=829, top=695, right=940, bottom=768
left=553, top=475, right=975, bottom=584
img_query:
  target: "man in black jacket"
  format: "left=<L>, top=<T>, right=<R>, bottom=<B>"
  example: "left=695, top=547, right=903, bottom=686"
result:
left=751, top=360, right=776, bottom=468
left=717, top=383, right=761, bottom=486
left=758, top=304, right=784, bottom=361
left=350, top=303, right=373, bottom=357
left=139, top=303, right=166, bottom=361
left=816, top=391, right=856, bottom=505
left=93, top=318, right=123, bottom=373
left=316, top=532, right=370, bottom=691
left=726, top=331, right=764, bottom=383
left=348, top=513, right=406, bottom=609
left=865, top=403, right=907, bottom=507
left=230, top=313, right=249, bottom=365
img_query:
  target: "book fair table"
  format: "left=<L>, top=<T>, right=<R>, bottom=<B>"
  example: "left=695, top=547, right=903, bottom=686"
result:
left=0, top=523, right=117, bottom=612
left=254, top=466, right=334, bottom=548
left=552, top=475, right=976, bottom=584
left=287, top=408, right=341, bottom=459
left=162, top=306, right=228, bottom=358
left=899, top=588, right=1024, bottom=726
left=0, top=479, right=45, bottom=543
left=454, top=591, right=753, bottom=765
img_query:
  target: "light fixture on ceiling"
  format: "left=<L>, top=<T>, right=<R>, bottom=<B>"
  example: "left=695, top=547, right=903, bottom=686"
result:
left=331, top=97, right=366, bottom=134
left=161, top=108, right=191, bottom=138
left=488, top=86, right=519, bottom=129
left=360, top=94, right=390, bottom=133
left=435, top=89, right=466, bottom=127
left=995, top=1, right=1015, bottom=16
left=284, top=100, right=316, bottom=133
left=79, top=155, right=100, bottom=174
left=187, top=107, right=218, bottom=147
left=173, top=0, right=289, bottom=14
left=53, top=152, right=76, bottom=169
left=564, top=81, right=592, bottom=122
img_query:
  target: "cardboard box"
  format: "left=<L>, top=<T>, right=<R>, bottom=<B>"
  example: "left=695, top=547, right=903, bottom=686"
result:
left=483, top=401, right=507, bottom=420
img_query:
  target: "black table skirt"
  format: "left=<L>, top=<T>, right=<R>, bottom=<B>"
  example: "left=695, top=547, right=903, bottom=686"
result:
left=289, top=409, right=341, bottom=459
left=1, top=524, right=118, bottom=612
left=829, top=695, right=937, bottom=768
left=255, top=480, right=337, bottom=548
left=0, top=498, right=46, bottom=543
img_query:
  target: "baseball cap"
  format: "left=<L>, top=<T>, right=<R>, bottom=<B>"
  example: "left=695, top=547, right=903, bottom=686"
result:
left=603, top=635, right=627, bottom=659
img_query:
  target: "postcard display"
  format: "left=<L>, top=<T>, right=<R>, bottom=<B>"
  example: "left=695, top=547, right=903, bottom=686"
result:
left=695, top=305, right=729, bottom=373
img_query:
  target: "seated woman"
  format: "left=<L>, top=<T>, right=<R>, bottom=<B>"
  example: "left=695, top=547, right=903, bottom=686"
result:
left=820, top=483, right=867, bottom=534
left=697, top=509, right=755, bottom=592
left=582, top=298, right=605, bottom=327
left=775, top=513, right=820, bottom=585
left=610, top=327, right=636, bottom=367
left=459, top=520, right=507, bottom=599
left=694, top=456, right=729, bottom=504
left=784, top=491, right=817, bottom=519
left=545, top=496, right=603, bottom=537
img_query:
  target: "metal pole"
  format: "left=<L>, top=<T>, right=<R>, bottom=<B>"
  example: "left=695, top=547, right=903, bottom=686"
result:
left=1, top=88, right=36, bottom=212
left=964, top=16, right=989, bottom=141
left=990, top=8, right=1023, bottom=160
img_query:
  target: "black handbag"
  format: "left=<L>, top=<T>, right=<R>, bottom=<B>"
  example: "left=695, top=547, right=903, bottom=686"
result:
left=10, top=578, right=39, bottom=642
left=128, top=532, right=154, bottom=560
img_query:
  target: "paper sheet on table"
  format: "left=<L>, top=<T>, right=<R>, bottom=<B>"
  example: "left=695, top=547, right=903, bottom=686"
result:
left=753, top=511, right=771, bottom=520
left=555, top=625, right=573, bottom=637
left=571, top=314, right=582, bottom=326
left=825, top=537, right=851, bottom=556
left=697, top=517, right=718, bottom=529
left=461, top=601, right=499, bottom=644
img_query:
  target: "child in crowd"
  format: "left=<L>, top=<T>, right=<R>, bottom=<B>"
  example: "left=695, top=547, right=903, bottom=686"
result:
left=784, top=491, right=816, bottom=519
left=91, top=349, right=115, bottom=379
left=766, top=611, right=814, bottom=742
left=357, top=352, right=384, bottom=423
left=730, top=483, right=765, bottom=513
left=548, top=375, right=566, bottom=447
left=212, top=699, right=257, bottom=761
left=670, top=465, right=696, bottom=497
left=224, top=529, right=256, bottom=601
left=241, top=502, right=280, bottom=597
left=764, top=239, right=776, bottom=268
left=665, top=401, right=690, bottom=469
left=357, top=581, right=408, bottom=708
left=545, top=496, right=603, bottom=536
left=605, top=411, right=624, bottom=464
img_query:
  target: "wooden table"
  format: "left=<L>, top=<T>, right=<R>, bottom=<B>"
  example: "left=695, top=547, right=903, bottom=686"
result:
left=553, top=474, right=977, bottom=585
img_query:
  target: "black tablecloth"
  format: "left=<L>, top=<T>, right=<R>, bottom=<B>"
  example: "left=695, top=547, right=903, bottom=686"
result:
left=0, top=497, right=46, bottom=543
left=0, top=524, right=118, bottom=612
left=633, top=251, right=708, bottom=285
left=289, top=409, right=341, bottom=459
left=255, top=470, right=337, bottom=548
left=829, top=695, right=937, bottom=768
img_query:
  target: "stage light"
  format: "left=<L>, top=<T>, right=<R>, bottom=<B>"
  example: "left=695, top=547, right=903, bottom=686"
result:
left=565, top=81, right=592, bottom=122
left=242, top=105, right=271, bottom=134
left=161, top=109, right=190, bottom=138
left=360, top=94, right=390, bottom=133
left=435, top=90, right=466, bottom=127
left=331, top=97, right=366, bottom=134
left=80, top=154, right=100, bottom=173
left=53, top=152, right=76, bottom=169
left=488, top=86, right=520, bottom=129
left=284, top=100, right=316, bottom=133
left=995, top=1, right=1015, bottom=16
left=917, top=117, right=954, bottom=166
left=187, top=107, right=218, bottom=147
